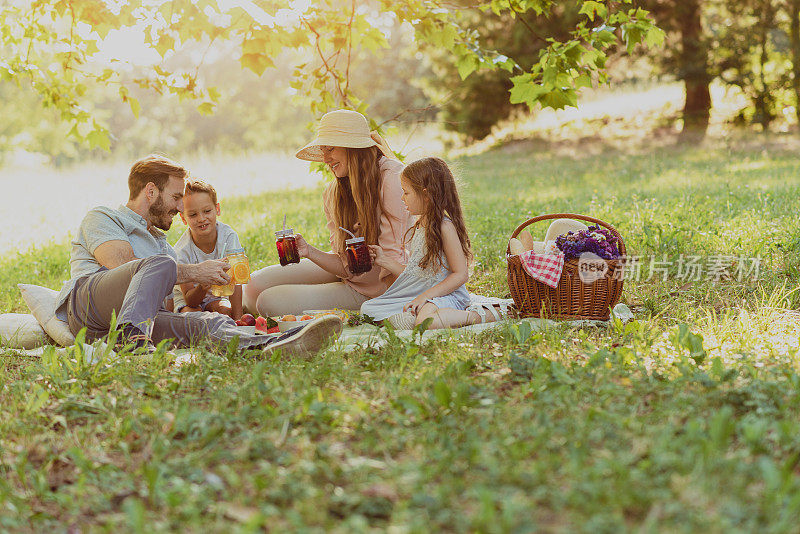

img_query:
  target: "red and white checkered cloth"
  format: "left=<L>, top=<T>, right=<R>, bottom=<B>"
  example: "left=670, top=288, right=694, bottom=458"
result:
left=518, top=250, right=565, bottom=288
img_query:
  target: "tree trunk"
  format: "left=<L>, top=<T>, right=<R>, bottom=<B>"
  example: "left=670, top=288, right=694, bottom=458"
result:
left=676, top=0, right=711, bottom=141
left=790, top=0, right=800, bottom=127
left=753, top=0, right=775, bottom=130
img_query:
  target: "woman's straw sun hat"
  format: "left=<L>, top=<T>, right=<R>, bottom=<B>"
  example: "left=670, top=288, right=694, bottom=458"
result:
left=296, top=109, right=395, bottom=162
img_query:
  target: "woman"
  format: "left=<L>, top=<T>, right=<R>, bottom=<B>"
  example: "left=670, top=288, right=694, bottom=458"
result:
left=243, top=110, right=410, bottom=317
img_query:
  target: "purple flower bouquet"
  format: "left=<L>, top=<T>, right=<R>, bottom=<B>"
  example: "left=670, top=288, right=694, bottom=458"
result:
left=555, top=225, right=621, bottom=260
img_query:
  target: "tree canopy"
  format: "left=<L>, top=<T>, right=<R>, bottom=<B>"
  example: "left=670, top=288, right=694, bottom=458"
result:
left=0, top=0, right=664, bottom=150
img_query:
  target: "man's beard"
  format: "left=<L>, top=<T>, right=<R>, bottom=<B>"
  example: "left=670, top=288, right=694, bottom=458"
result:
left=149, top=195, right=177, bottom=231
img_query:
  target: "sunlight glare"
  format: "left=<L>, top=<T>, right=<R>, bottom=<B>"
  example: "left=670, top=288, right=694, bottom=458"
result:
left=93, top=0, right=309, bottom=65
left=95, top=28, right=160, bottom=66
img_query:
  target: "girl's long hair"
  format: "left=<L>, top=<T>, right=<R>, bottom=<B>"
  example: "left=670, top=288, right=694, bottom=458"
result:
left=403, top=157, right=471, bottom=271
left=330, top=146, right=385, bottom=252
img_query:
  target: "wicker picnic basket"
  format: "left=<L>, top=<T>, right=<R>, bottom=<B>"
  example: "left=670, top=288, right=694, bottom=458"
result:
left=506, top=213, right=626, bottom=321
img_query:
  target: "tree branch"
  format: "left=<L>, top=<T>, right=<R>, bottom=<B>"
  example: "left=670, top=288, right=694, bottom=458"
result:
left=67, top=0, right=76, bottom=68
left=301, top=15, right=352, bottom=107
left=508, top=0, right=549, bottom=46
left=344, top=0, right=355, bottom=100
left=375, top=102, right=442, bottom=129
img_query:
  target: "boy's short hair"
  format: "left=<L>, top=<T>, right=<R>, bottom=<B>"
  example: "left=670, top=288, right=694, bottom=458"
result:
left=184, top=179, right=218, bottom=205
left=128, top=154, right=188, bottom=200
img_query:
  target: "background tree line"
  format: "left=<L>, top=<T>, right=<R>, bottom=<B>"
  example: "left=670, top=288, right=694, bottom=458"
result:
left=435, top=0, right=800, bottom=142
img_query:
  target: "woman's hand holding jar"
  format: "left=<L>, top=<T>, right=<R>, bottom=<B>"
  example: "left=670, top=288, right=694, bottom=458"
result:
left=294, top=233, right=311, bottom=258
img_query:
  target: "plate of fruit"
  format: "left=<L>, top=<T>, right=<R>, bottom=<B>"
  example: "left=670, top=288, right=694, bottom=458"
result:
left=275, top=314, right=318, bottom=332
left=302, top=309, right=350, bottom=322
left=235, top=313, right=279, bottom=334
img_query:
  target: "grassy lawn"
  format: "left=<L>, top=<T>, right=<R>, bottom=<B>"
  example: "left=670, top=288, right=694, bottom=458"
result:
left=3, top=136, right=800, bottom=531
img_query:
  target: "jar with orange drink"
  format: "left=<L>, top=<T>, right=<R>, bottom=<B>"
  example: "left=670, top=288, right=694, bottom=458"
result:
left=210, top=247, right=250, bottom=297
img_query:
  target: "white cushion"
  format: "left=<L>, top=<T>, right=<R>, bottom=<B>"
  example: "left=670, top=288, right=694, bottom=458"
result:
left=18, top=283, right=76, bottom=347
left=0, top=313, right=49, bottom=349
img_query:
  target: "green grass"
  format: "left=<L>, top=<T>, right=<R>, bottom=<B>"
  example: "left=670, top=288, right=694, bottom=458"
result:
left=4, top=137, right=800, bottom=531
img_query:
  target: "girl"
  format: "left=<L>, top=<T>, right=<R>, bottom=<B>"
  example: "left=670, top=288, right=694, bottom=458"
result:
left=362, top=157, right=499, bottom=329
left=243, top=110, right=410, bottom=316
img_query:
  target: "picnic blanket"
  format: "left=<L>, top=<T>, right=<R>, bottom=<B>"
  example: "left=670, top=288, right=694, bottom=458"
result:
left=332, top=302, right=633, bottom=352
left=4, top=299, right=633, bottom=360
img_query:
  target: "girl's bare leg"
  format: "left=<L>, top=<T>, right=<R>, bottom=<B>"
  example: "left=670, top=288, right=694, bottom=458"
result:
left=415, top=303, right=479, bottom=329
left=415, top=302, right=509, bottom=329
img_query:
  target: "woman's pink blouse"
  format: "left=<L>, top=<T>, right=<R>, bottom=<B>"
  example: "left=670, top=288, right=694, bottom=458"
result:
left=322, top=157, right=411, bottom=298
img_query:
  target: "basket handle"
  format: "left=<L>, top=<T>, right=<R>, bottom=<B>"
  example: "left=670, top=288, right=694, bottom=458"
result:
left=507, top=213, right=626, bottom=256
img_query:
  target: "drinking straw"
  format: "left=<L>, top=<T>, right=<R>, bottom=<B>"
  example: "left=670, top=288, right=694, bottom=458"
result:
left=339, top=226, right=356, bottom=239
left=283, top=214, right=286, bottom=233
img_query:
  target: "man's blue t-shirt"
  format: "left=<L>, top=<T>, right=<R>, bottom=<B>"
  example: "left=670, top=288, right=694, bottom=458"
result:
left=55, top=205, right=176, bottom=318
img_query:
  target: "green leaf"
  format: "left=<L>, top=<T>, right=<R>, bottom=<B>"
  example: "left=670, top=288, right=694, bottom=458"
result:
left=197, top=102, right=215, bottom=115
left=240, top=53, right=273, bottom=76
left=673, top=324, right=707, bottom=365
left=541, top=88, right=577, bottom=110
left=592, top=29, right=617, bottom=47
left=84, top=40, right=99, bottom=55
left=155, top=34, right=175, bottom=58
left=508, top=321, right=532, bottom=345
left=575, top=72, right=592, bottom=89
left=86, top=124, right=111, bottom=151
left=579, top=1, right=607, bottom=21
left=562, top=42, right=585, bottom=64
left=644, top=26, right=665, bottom=48
left=129, top=97, right=141, bottom=118
left=509, top=75, right=546, bottom=106
left=440, top=24, right=457, bottom=51
left=93, top=21, right=115, bottom=39
left=456, top=54, right=480, bottom=80
left=623, top=26, right=642, bottom=54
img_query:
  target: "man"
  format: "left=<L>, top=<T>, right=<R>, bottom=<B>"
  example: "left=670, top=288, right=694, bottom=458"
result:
left=54, top=154, right=342, bottom=357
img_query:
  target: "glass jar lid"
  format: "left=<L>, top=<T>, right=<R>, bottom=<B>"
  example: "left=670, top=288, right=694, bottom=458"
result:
left=275, top=228, right=294, bottom=237
left=346, top=237, right=365, bottom=245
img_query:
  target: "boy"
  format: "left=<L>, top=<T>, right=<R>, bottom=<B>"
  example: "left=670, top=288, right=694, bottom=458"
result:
left=173, top=180, right=244, bottom=319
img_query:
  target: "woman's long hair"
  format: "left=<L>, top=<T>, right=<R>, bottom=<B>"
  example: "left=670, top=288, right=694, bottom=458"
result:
left=403, top=157, right=471, bottom=271
left=330, top=146, right=385, bottom=252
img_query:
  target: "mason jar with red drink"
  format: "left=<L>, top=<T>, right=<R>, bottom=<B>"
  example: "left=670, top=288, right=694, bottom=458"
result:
left=345, top=236, right=372, bottom=274
left=276, top=229, right=300, bottom=266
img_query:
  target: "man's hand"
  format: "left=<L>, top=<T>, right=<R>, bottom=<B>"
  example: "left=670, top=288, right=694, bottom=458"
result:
left=177, top=259, right=230, bottom=285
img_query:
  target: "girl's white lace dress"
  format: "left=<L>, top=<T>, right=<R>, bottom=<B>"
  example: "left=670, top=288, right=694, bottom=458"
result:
left=361, top=222, right=470, bottom=321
